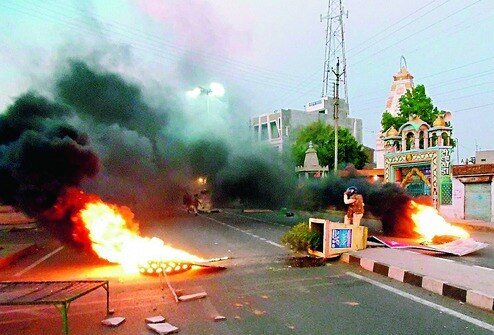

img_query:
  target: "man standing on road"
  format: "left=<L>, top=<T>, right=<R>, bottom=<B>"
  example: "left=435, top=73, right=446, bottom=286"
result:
left=183, top=192, right=192, bottom=213
left=192, top=194, right=201, bottom=216
left=343, top=186, right=365, bottom=226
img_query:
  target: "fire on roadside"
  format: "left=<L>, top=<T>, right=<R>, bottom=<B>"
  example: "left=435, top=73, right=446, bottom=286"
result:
left=70, top=195, right=204, bottom=274
left=409, top=200, right=469, bottom=243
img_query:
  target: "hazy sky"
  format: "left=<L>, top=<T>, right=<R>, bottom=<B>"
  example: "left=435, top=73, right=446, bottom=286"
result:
left=1, top=0, right=492, bottom=163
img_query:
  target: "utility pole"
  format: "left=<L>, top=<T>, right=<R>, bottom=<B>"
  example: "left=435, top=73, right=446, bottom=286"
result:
left=332, top=58, right=344, bottom=172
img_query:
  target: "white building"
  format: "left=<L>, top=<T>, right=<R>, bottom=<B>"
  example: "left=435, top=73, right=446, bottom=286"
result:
left=475, top=150, right=494, bottom=164
left=441, top=164, right=494, bottom=222
left=250, top=97, right=362, bottom=152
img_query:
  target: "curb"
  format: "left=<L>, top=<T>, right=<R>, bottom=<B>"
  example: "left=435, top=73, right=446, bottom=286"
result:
left=455, top=223, right=494, bottom=233
left=341, top=253, right=494, bottom=312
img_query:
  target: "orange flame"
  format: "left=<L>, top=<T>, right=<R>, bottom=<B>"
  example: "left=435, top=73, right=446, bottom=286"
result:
left=409, top=201, right=469, bottom=241
left=75, top=200, right=203, bottom=273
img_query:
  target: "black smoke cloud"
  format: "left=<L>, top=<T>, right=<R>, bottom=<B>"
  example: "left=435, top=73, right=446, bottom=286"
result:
left=214, top=149, right=297, bottom=208
left=0, top=58, right=297, bottom=227
left=302, top=167, right=426, bottom=237
left=0, top=93, right=99, bottom=216
left=56, top=60, right=165, bottom=141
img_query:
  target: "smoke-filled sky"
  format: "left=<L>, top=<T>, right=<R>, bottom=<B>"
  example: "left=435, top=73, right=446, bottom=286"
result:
left=0, top=0, right=303, bottom=219
left=1, top=0, right=493, bottom=162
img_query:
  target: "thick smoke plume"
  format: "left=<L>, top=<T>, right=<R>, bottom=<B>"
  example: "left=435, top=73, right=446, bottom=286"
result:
left=0, top=57, right=297, bottom=243
left=0, top=93, right=99, bottom=216
left=298, top=166, right=428, bottom=237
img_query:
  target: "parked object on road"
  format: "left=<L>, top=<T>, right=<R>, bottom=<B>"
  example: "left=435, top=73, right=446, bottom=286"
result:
left=308, top=218, right=368, bottom=258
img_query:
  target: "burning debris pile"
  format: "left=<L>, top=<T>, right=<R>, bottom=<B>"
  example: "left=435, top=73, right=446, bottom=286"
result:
left=42, top=188, right=204, bottom=274
left=367, top=199, right=487, bottom=256
left=409, top=200, right=469, bottom=244
left=0, top=58, right=290, bottom=274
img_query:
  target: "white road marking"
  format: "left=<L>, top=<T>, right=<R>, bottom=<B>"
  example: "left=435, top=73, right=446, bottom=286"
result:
left=346, top=272, right=494, bottom=332
left=474, top=265, right=494, bottom=272
left=435, top=258, right=454, bottom=262
left=266, top=240, right=284, bottom=248
left=204, top=216, right=284, bottom=248
left=14, top=246, right=64, bottom=277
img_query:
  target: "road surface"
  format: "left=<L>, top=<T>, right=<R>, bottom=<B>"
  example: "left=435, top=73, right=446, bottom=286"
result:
left=0, top=210, right=493, bottom=334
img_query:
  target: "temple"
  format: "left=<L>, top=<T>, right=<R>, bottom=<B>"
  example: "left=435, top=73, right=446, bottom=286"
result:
left=375, top=57, right=415, bottom=168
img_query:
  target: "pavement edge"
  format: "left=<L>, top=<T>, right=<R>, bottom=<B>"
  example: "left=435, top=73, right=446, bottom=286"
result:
left=341, top=253, right=494, bottom=312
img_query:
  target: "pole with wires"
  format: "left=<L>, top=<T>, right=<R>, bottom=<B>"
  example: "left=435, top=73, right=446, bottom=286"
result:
left=332, top=58, right=344, bottom=173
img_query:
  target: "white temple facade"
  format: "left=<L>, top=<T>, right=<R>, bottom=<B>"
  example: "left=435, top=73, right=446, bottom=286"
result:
left=375, top=59, right=415, bottom=168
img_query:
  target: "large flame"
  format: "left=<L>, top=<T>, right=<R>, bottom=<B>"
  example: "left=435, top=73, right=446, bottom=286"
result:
left=409, top=201, right=469, bottom=242
left=74, top=199, right=203, bottom=273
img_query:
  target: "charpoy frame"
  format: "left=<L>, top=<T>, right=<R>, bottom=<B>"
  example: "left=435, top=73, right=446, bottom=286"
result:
left=0, top=280, right=109, bottom=335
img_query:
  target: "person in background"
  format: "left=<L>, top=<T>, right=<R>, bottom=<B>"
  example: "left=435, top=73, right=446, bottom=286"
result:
left=183, top=192, right=192, bottom=213
left=192, top=194, right=201, bottom=216
left=343, top=186, right=365, bottom=226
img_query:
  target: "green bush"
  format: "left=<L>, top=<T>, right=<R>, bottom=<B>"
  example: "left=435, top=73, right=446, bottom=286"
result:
left=281, top=222, right=322, bottom=253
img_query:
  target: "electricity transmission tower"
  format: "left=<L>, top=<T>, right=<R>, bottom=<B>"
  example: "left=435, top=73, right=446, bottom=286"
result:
left=321, top=0, right=348, bottom=112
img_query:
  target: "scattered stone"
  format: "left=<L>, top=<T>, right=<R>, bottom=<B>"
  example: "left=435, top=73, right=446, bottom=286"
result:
left=214, top=315, right=226, bottom=322
left=342, top=301, right=359, bottom=306
left=147, top=322, right=179, bottom=334
left=178, top=292, right=207, bottom=302
left=146, top=315, right=166, bottom=323
left=101, top=316, right=125, bottom=327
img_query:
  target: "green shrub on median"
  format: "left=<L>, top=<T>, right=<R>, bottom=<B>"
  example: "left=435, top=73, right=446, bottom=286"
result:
left=281, top=222, right=322, bottom=253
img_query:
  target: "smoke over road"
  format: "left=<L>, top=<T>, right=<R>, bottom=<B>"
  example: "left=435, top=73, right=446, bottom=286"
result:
left=0, top=57, right=297, bottom=232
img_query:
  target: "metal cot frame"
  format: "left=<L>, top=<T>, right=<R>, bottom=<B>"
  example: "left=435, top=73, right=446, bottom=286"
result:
left=0, top=280, right=110, bottom=335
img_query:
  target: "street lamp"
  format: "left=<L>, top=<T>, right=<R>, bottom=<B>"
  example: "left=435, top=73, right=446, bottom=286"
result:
left=187, top=82, right=225, bottom=114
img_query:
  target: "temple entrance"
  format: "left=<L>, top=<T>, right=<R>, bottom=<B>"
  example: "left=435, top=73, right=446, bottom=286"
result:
left=397, top=166, right=432, bottom=197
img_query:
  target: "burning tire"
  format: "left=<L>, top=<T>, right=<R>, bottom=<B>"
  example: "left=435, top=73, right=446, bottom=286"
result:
left=138, top=260, right=193, bottom=275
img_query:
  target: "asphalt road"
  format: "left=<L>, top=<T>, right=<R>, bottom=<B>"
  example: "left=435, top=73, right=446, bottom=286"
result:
left=0, top=210, right=493, bottom=335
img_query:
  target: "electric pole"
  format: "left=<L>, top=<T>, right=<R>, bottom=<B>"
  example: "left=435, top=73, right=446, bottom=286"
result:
left=332, top=58, right=344, bottom=172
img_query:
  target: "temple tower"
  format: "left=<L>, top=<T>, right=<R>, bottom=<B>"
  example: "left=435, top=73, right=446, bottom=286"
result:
left=375, top=57, right=415, bottom=168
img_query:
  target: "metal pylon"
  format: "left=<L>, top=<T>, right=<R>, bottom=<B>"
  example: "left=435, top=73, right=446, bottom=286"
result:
left=321, top=0, right=348, bottom=112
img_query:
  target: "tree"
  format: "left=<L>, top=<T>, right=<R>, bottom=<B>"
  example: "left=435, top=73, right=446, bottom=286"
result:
left=291, top=121, right=368, bottom=170
left=381, top=84, right=445, bottom=131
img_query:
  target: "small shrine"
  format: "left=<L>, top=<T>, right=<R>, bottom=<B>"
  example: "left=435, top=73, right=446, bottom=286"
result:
left=382, top=114, right=453, bottom=208
left=295, top=142, right=329, bottom=179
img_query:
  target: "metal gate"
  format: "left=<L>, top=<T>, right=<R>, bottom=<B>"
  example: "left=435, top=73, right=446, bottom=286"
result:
left=465, top=183, right=492, bottom=222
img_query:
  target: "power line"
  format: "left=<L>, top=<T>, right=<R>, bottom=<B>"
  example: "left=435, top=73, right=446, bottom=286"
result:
left=351, top=58, right=494, bottom=101
left=454, top=102, right=494, bottom=113
left=347, top=0, right=483, bottom=68
left=347, top=0, right=441, bottom=54
left=347, top=0, right=450, bottom=59
left=2, top=0, right=312, bottom=92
